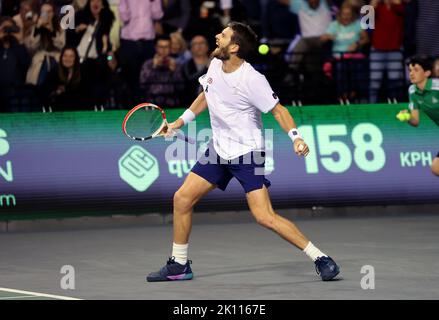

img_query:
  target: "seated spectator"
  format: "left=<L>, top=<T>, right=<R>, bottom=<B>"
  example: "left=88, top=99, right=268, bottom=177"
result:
left=139, top=35, right=184, bottom=108
left=262, top=0, right=300, bottom=41
left=321, top=3, right=369, bottom=101
left=12, top=0, right=37, bottom=44
left=369, top=0, right=405, bottom=103
left=24, top=1, right=65, bottom=86
left=118, top=0, right=163, bottom=92
left=0, top=16, right=30, bottom=111
left=287, top=0, right=333, bottom=73
left=43, top=46, right=86, bottom=110
left=181, top=35, right=210, bottom=104
left=170, top=31, right=191, bottom=65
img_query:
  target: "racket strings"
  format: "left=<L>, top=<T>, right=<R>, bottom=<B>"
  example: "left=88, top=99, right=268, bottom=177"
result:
left=126, top=107, right=164, bottom=138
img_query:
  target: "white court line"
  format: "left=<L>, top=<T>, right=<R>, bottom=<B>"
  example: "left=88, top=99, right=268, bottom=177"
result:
left=0, top=287, right=82, bottom=300
left=0, top=295, right=37, bottom=300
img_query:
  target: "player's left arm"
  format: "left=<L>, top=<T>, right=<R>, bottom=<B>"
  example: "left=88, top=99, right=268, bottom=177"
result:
left=271, top=103, right=309, bottom=157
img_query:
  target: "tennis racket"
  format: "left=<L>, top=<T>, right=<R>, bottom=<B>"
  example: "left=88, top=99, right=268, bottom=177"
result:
left=122, top=103, right=195, bottom=144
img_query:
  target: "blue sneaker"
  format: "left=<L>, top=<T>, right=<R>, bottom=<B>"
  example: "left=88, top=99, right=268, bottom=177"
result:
left=315, top=256, right=340, bottom=281
left=146, top=257, right=193, bottom=282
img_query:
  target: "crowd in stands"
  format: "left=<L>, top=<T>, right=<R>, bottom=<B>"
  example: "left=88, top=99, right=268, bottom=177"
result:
left=0, top=0, right=439, bottom=112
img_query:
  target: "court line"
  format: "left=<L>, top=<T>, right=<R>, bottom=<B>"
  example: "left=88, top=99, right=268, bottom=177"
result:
left=0, top=287, right=82, bottom=300
left=0, top=295, right=37, bottom=300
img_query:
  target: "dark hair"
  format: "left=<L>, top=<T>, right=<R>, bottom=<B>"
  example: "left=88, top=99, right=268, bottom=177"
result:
left=58, top=46, right=81, bottom=86
left=154, top=34, right=171, bottom=46
left=40, top=1, right=61, bottom=33
left=407, top=55, right=434, bottom=73
left=228, top=21, right=257, bottom=60
left=82, top=0, right=114, bottom=35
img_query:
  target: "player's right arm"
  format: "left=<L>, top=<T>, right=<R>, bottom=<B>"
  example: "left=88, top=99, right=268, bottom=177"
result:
left=167, top=92, right=208, bottom=131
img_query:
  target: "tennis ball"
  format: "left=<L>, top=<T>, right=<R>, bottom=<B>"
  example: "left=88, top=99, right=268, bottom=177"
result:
left=396, top=112, right=411, bottom=122
left=258, top=44, right=269, bottom=55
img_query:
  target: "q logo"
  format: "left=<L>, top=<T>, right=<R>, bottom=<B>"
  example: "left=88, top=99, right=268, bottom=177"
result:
left=118, top=146, right=159, bottom=192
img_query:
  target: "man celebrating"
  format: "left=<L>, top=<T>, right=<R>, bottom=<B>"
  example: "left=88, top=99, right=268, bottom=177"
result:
left=147, top=22, right=340, bottom=282
left=397, top=55, right=439, bottom=176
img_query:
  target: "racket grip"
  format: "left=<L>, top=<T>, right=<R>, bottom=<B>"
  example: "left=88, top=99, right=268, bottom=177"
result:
left=176, top=131, right=196, bottom=144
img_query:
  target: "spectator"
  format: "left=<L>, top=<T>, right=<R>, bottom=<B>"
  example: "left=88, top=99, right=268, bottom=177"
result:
left=403, top=0, right=416, bottom=58
left=139, top=35, right=184, bottom=108
left=262, top=0, right=301, bottom=41
left=170, top=31, right=191, bottom=65
left=184, top=0, right=223, bottom=50
left=12, top=0, right=37, bottom=44
left=290, top=0, right=332, bottom=38
left=156, top=0, right=191, bottom=35
left=72, top=0, right=88, bottom=11
left=434, top=58, right=439, bottom=79
left=181, top=35, right=210, bottom=104
left=104, top=50, right=131, bottom=109
left=219, top=0, right=232, bottom=26
left=369, top=0, right=405, bottom=103
left=69, top=0, right=115, bottom=107
left=0, top=16, right=30, bottom=111
left=43, top=46, right=86, bottom=110
left=118, top=0, right=163, bottom=92
left=68, top=0, right=114, bottom=62
left=25, top=1, right=65, bottom=86
left=287, top=0, right=333, bottom=73
left=321, top=3, right=369, bottom=101
left=415, top=0, right=439, bottom=57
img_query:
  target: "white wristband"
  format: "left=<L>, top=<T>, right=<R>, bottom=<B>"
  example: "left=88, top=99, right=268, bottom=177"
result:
left=179, top=109, right=196, bottom=125
left=288, top=128, right=302, bottom=142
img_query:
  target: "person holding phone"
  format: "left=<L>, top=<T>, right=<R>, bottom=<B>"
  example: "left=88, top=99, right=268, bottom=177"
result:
left=12, top=0, right=37, bottom=44
left=24, top=1, right=65, bottom=86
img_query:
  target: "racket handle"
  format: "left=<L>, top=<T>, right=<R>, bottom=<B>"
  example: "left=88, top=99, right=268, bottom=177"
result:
left=176, top=131, right=195, bottom=144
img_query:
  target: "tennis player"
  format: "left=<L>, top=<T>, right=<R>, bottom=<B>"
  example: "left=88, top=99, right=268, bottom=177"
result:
left=147, top=22, right=340, bottom=282
left=397, top=55, right=439, bottom=176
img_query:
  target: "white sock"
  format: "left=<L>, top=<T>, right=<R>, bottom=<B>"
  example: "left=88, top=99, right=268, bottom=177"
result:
left=303, top=242, right=328, bottom=262
left=172, top=242, right=188, bottom=265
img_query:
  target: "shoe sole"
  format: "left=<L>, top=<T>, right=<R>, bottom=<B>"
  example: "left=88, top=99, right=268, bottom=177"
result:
left=147, top=273, right=193, bottom=282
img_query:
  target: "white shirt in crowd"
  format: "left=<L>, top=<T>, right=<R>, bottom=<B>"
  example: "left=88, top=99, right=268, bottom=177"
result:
left=198, top=58, right=279, bottom=160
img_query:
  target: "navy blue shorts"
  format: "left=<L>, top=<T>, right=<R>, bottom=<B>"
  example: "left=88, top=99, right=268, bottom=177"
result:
left=191, top=148, right=271, bottom=193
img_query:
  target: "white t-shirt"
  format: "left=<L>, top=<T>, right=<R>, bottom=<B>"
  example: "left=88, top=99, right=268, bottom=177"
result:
left=198, top=58, right=279, bottom=160
left=290, top=0, right=332, bottom=38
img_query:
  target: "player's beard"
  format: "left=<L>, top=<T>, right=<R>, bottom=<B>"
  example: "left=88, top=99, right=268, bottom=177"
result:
left=211, top=44, right=231, bottom=61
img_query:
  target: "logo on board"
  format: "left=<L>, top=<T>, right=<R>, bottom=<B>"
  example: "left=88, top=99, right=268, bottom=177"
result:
left=118, top=146, right=159, bottom=192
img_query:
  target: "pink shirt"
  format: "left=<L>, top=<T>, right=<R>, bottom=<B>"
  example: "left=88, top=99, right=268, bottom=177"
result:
left=119, top=0, right=163, bottom=41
